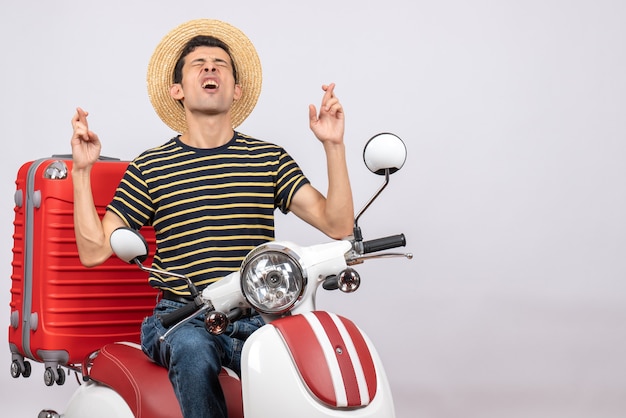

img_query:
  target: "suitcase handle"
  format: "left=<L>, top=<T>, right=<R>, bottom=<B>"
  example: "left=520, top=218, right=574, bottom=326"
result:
left=51, top=154, right=120, bottom=161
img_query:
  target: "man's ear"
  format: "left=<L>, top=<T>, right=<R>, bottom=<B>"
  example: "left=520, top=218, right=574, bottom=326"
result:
left=233, top=84, right=242, bottom=101
left=170, top=83, right=184, bottom=100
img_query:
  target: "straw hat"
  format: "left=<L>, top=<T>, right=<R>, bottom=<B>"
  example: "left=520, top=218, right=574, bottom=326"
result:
left=147, top=19, right=262, bottom=132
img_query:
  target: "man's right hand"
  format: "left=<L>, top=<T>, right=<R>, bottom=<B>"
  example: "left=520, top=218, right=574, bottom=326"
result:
left=71, top=107, right=101, bottom=171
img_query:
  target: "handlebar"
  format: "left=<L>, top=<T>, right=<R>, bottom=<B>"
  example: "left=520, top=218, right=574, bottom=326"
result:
left=362, top=233, right=406, bottom=254
left=159, top=302, right=202, bottom=328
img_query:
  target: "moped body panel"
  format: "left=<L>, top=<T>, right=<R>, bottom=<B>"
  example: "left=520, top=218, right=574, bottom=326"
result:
left=241, top=312, right=395, bottom=417
left=61, top=381, right=135, bottom=418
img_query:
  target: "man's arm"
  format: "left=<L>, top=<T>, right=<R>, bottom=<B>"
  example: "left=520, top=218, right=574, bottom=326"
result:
left=71, top=108, right=125, bottom=266
left=289, top=84, right=354, bottom=239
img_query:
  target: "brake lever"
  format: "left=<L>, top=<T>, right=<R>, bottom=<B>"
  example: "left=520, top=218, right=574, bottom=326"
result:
left=347, top=251, right=413, bottom=266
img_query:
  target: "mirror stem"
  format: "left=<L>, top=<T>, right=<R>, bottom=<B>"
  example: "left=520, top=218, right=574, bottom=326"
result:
left=352, top=169, right=390, bottom=254
left=354, top=168, right=390, bottom=231
left=132, top=258, right=201, bottom=299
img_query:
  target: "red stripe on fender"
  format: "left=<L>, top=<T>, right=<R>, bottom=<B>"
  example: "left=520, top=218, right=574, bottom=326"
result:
left=272, top=314, right=336, bottom=405
left=338, top=315, right=378, bottom=402
left=314, top=311, right=363, bottom=406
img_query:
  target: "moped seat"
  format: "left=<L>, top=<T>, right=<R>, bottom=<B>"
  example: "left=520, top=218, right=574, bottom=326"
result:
left=89, top=342, right=243, bottom=418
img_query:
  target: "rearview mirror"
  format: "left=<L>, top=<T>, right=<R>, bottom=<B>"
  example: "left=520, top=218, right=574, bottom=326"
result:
left=363, top=133, right=407, bottom=175
left=110, top=227, right=149, bottom=264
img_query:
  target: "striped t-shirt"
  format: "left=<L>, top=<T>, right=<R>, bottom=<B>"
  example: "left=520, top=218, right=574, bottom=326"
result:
left=107, top=132, right=309, bottom=294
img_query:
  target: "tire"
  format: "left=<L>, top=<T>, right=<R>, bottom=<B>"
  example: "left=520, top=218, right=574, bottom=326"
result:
left=22, top=361, right=32, bottom=378
left=56, top=368, right=66, bottom=385
left=10, top=360, right=21, bottom=378
left=44, top=367, right=56, bottom=386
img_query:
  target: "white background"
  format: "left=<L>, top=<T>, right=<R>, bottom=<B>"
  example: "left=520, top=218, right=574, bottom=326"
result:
left=1, top=1, right=626, bottom=417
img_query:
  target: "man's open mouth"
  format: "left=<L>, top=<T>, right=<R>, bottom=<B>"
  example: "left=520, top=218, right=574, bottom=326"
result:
left=202, top=80, right=219, bottom=89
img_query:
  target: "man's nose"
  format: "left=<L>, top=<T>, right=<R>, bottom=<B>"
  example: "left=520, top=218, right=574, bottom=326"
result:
left=204, top=64, right=216, bottom=73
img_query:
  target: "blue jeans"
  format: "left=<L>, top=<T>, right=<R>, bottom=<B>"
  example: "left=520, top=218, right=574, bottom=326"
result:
left=141, top=299, right=264, bottom=418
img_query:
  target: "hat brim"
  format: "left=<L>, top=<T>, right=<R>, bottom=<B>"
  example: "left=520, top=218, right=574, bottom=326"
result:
left=147, top=19, right=262, bottom=132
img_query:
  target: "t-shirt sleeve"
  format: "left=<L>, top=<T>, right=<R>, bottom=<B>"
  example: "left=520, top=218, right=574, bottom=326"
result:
left=275, top=147, right=310, bottom=214
left=106, top=161, right=155, bottom=229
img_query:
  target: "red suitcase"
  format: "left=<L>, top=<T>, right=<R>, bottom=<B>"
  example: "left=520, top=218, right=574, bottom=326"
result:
left=8, top=156, right=157, bottom=386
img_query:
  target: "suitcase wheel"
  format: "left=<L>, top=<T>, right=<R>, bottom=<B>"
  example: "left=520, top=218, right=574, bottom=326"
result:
left=10, top=359, right=31, bottom=378
left=43, top=366, right=65, bottom=386
left=56, top=368, right=66, bottom=385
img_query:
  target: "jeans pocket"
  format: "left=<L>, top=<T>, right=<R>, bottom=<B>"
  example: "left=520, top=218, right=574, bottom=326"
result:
left=141, top=313, right=165, bottom=362
left=141, top=318, right=152, bottom=355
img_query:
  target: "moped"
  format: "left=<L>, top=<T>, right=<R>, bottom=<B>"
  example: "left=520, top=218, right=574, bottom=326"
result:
left=39, top=132, right=411, bottom=418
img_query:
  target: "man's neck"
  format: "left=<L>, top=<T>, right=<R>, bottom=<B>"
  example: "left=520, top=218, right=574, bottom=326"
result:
left=180, top=113, right=235, bottom=149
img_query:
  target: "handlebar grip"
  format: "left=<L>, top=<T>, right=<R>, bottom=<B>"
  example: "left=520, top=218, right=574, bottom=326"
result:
left=362, top=234, right=406, bottom=254
left=159, top=302, right=201, bottom=328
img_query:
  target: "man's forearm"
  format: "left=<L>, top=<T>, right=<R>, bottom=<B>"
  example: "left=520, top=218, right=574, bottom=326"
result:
left=323, top=142, right=354, bottom=238
left=72, top=168, right=110, bottom=267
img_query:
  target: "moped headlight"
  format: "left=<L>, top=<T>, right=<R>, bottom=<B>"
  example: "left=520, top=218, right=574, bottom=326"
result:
left=241, top=244, right=305, bottom=314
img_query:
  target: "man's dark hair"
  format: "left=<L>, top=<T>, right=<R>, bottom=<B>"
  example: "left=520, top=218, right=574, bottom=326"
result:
left=173, top=35, right=238, bottom=84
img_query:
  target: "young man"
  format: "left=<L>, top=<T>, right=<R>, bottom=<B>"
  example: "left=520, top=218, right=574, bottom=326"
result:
left=70, top=19, right=353, bottom=418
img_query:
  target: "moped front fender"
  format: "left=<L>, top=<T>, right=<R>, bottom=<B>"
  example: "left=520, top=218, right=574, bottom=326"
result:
left=241, top=311, right=395, bottom=418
